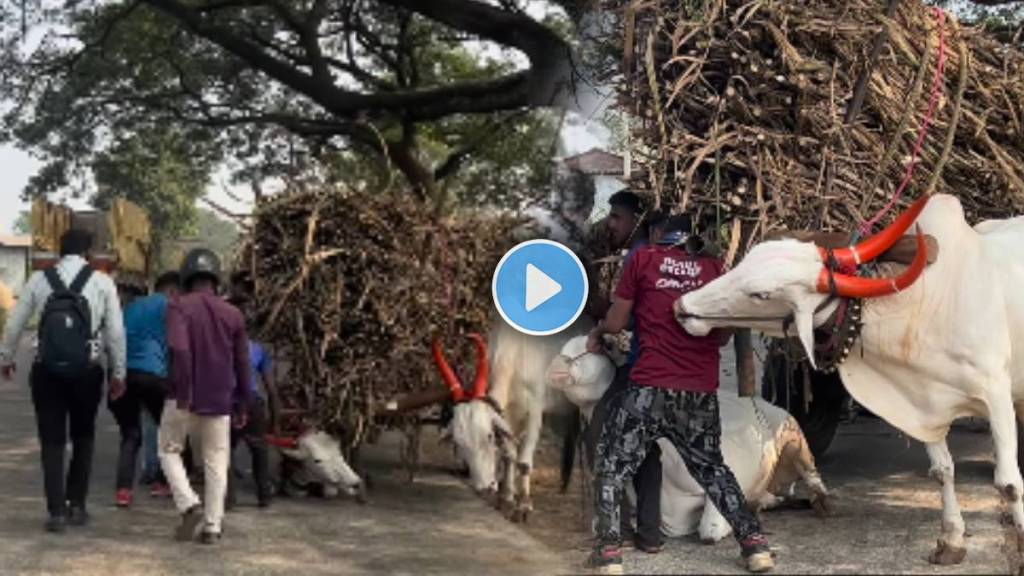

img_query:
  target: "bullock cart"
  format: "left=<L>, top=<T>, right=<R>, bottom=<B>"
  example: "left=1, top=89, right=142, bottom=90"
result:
left=235, top=184, right=520, bottom=479
left=602, top=0, right=1024, bottom=456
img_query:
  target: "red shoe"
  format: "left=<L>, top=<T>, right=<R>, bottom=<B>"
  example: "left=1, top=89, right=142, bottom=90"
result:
left=115, top=489, right=133, bottom=508
left=150, top=482, right=172, bottom=498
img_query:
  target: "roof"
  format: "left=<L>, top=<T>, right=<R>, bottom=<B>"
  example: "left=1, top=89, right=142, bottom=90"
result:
left=0, top=234, right=31, bottom=248
left=562, top=148, right=625, bottom=176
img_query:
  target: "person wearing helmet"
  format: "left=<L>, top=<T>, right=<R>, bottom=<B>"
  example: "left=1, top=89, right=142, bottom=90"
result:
left=159, top=248, right=251, bottom=545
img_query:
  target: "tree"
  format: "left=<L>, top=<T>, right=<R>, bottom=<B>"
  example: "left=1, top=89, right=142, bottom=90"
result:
left=1, top=0, right=584, bottom=209
left=90, top=126, right=214, bottom=267
left=11, top=212, right=30, bottom=235
left=156, top=208, right=239, bottom=272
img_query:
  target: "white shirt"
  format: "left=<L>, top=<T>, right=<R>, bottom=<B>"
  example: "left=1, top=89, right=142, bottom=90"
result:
left=0, top=255, right=127, bottom=379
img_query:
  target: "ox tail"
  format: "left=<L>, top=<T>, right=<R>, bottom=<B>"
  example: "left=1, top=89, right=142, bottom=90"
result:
left=560, top=404, right=582, bottom=493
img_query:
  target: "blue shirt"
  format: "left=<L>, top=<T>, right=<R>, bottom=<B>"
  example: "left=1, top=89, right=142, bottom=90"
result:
left=249, top=341, right=271, bottom=398
left=124, top=294, right=169, bottom=377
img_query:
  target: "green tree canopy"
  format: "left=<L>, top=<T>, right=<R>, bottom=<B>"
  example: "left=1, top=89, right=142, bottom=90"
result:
left=1, top=0, right=584, bottom=209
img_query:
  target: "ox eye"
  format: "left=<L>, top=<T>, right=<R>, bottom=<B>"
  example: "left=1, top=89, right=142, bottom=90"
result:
left=749, top=292, right=772, bottom=301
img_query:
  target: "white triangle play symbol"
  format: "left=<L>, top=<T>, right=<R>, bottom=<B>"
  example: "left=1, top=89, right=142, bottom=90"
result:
left=525, top=263, right=562, bottom=312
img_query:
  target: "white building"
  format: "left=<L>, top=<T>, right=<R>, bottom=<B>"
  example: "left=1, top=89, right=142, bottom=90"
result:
left=562, top=148, right=628, bottom=223
left=0, top=234, right=31, bottom=294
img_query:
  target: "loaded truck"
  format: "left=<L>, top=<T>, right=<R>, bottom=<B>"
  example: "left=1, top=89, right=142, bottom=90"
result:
left=30, top=198, right=152, bottom=293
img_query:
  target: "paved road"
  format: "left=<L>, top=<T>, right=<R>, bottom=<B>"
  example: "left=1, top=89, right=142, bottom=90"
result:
left=552, top=416, right=1015, bottom=575
left=0, top=343, right=566, bottom=576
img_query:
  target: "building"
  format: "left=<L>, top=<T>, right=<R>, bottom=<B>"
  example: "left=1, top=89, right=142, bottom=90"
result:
left=0, top=234, right=31, bottom=294
left=561, top=148, right=627, bottom=223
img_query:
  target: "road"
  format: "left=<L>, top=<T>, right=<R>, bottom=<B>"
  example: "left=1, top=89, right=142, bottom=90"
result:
left=0, top=343, right=566, bottom=576
left=544, top=417, right=1014, bottom=575
left=0, top=337, right=1016, bottom=575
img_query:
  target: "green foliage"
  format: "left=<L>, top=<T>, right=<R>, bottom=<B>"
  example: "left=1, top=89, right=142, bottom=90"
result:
left=90, top=126, right=214, bottom=264
left=11, top=211, right=30, bottom=235
left=1, top=0, right=577, bottom=210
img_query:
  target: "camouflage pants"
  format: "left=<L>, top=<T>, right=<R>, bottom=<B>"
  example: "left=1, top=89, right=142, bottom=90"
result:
left=593, top=383, right=761, bottom=547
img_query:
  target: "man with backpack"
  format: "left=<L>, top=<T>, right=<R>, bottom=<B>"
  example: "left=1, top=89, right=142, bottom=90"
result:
left=0, top=229, right=126, bottom=533
left=159, top=248, right=250, bottom=544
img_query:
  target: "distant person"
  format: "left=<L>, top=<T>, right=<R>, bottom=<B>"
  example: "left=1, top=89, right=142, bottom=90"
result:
left=0, top=278, right=14, bottom=334
left=226, top=297, right=280, bottom=510
left=160, top=248, right=250, bottom=544
left=0, top=229, right=126, bottom=533
left=109, top=272, right=181, bottom=507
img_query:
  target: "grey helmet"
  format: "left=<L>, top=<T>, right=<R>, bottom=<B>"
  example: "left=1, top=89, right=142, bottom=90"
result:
left=180, top=248, right=222, bottom=289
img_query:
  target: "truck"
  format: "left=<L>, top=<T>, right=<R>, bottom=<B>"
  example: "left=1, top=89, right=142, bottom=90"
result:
left=30, top=198, right=153, bottom=293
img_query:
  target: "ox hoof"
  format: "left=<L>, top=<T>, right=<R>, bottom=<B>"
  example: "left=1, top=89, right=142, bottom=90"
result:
left=928, top=539, right=967, bottom=566
left=509, top=506, right=532, bottom=524
left=354, top=483, right=369, bottom=505
left=811, top=493, right=836, bottom=518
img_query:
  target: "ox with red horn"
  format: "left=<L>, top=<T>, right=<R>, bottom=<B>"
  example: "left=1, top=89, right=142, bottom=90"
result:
left=376, top=333, right=489, bottom=415
left=815, top=195, right=930, bottom=298
left=432, top=333, right=490, bottom=403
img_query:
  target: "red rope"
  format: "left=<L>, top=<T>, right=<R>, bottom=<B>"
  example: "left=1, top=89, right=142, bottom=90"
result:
left=859, top=7, right=947, bottom=236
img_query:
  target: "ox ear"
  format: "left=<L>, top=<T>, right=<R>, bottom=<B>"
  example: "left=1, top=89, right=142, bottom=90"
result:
left=492, top=413, right=514, bottom=443
left=793, top=303, right=818, bottom=370
left=439, top=425, right=454, bottom=445
left=281, top=445, right=306, bottom=461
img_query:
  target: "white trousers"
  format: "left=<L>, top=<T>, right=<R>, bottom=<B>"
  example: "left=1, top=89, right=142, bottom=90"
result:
left=158, top=401, right=230, bottom=534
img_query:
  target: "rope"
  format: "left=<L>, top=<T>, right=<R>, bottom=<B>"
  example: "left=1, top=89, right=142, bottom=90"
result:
left=858, top=7, right=947, bottom=237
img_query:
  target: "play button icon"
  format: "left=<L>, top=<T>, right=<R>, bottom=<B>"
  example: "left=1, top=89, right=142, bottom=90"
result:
left=525, top=264, right=561, bottom=312
left=492, top=240, right=588, bottom=336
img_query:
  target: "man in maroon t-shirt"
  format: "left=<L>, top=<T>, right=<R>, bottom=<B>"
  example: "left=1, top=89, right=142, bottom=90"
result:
left=584, top=215, right=774, bottom=574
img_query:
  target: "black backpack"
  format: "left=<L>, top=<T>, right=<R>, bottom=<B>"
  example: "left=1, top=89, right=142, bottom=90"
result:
left=38, top=266, right=96, bottom=376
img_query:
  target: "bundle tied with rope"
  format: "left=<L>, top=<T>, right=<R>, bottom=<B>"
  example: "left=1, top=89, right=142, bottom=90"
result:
left=238, top=184, right=521, bottom=450
left=610, top=0, right=1024, bottom=257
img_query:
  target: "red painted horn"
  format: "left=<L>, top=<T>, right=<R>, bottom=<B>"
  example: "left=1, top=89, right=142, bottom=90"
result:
left=466, top=333, right=489, bottom=399
left=816, top=225, right=928, bottom=298
left=819, top=195, right=930, bottom=268
left=432, top=337, right=467, bottom=402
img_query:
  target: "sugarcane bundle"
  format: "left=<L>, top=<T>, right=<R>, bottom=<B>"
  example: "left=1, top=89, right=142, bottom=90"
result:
left=239, top=184, right=521, bottom=448
left=610, top=0, right=1024, bottom=253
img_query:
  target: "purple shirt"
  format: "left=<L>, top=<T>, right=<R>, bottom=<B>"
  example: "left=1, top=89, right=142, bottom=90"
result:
left=166, top=289, right=251, bottom=416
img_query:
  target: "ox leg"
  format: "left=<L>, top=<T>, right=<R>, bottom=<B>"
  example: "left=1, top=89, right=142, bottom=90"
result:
left=785, top=429, right=833, bottom=517
left=925, top=440, right=967, bottom=565
left=990, top=397, right=1024, bottom=572
left=698, top=499, right=733, bottom=544
left=510, top=406, right=544, bottom=523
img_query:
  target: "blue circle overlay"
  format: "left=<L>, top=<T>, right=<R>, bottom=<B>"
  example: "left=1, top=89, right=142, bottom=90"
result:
left=492, top=240, right=589, bottom=336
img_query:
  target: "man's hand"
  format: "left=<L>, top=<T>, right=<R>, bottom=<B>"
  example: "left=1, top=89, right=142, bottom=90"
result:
left=233, top=411, right=249, bottom=430
left=1, top=363, right=14, bottom=381
left=586, top=328, right=605, bottom=354
left=109, top=378, right=127, bottom=401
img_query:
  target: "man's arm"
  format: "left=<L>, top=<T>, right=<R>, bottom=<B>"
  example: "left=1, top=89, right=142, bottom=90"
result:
left=587, top=297, right=634, bottom=353
left=0, top=275, right=38, bottom=373
left=100, top=277, right=127, bottom=381
left=166, top=299, right=191, bottom=409
left=261, top=355, right=282, bottom=434
left=232, top=319, right=252, bottom=418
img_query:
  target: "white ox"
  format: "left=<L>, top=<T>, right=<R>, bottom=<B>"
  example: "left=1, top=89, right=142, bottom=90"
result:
left=547, top=336, right=831, bottom=541
left=435, top=323, right=588, bottom=522
left=275, top=429, right=366, bottom=501
left=675, top=193, right=1024, bottom=565
left=433, top=169, right=598, bottom=522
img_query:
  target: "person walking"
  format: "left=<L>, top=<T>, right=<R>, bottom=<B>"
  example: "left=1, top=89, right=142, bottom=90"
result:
left=159, top=248, right=250, bottom=544
left=110, top=272, right=181, bottom=507
left=0, top=230, right=126, bottom=532
left=585, top=214, right=774, bottom=574
left=225, top=296, right=280, bottom=510
left=587, top=191, right=663, bottom=553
